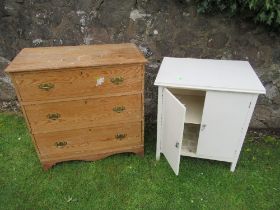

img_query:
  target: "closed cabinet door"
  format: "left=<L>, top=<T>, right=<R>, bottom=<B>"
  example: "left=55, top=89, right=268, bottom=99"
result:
left=197, top=91, right=253, bottom=160
left=161, top=88, right=186, bottom=175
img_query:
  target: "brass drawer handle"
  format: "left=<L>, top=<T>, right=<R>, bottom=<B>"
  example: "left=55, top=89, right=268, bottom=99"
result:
left=47, top=113, right=61, bottom=120
left=115, top=133, right=127, bottom=140
left=55, top=141, right=67, bottom=148
left=111, top=77, right=124, bottom=85
left=113, top=106, right=125, bottom=113
left=38, top=83, right=54, bottom=91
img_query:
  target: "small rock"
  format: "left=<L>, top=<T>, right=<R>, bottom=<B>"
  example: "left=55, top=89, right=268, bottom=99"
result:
left=139, top=45, right=153, bottom=58
left=148, top=63, right=159, bottom=69
left=76, top=10, right=86, bottom=16
left=129, top=9, right=151, bottom=22
left=183, top=12, right=190, bottom=17
left=0, top=100, right=20, bottom=112
left=79, top=15, right=87, bottom=26
left=32, top=38, right=43, bottom=46
left=52, top=39, right=63, bottom=46
left=83, top=35, right=93, bottom=45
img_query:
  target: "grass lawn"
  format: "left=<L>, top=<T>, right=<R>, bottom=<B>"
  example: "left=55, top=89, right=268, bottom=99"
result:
left=0, top=113, right=279, bottom=210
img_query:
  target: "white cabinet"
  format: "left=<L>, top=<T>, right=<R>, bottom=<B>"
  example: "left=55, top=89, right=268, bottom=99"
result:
left=154, top=57, right=265, bottom=175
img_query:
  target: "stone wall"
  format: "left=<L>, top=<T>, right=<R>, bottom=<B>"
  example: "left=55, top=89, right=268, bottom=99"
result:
left=0, top=0, right=279, bottom=128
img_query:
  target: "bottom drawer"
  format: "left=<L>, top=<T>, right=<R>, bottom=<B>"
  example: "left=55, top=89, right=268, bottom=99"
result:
left=34, top=122, right=141, bottom=158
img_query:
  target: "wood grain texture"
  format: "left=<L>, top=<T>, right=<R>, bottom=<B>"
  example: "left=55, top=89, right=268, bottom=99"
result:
left=20, top=91, right=142, bottom=106
left=6, top=44, right=146, bottom=170
left=9, top=74, right=41, bottom=156
left=24, top=94, right=142, bottom=134
left=5, top=43, right=147, bottom=73
left=141, top=65, right=145, bottom=144
left=13, top=65, right=143, bottom=102
left=41, top=145, right=144, bottom=170
left=35, top=121, right=141, bottom=158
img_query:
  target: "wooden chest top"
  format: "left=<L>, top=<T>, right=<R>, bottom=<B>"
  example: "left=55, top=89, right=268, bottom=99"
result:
left=5, top=43, right=147, bottom=73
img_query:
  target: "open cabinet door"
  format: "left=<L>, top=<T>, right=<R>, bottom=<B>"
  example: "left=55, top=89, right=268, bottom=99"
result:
left=161, top=88, right=186, bottom=175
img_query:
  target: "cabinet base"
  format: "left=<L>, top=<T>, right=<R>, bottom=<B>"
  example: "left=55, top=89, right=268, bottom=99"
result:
left=41, top=146, right=144, bottom=171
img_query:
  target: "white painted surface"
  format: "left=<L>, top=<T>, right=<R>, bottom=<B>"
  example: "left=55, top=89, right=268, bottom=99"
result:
left=154, top=57, right=266, bottom=94
left=230, top=94, right=258, bottom=172
left=161, top=88, right=186, bottom=175
left=96, top=77, right=105, bottom=86
left=180, top=150, right=233, bottom=162
left=155, top=58, right=265, bottom=174
left=156, top=87, right=163, bottom=160
left=197, top=91, right=253, bottom=159
left=175, top=94, right=205, bottom=124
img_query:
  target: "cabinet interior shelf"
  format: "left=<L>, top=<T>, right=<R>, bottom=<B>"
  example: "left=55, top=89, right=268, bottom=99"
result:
left=175, top=94, right=205, bottom=124
left=181, top=123, right=200, bottom=156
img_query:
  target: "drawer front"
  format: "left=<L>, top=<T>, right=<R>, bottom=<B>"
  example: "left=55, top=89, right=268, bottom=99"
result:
left=34, top=122, right=141, bottom=158
left=13, top=65, right=143, bottom=102
left=25, top=94, right=142, bottom=133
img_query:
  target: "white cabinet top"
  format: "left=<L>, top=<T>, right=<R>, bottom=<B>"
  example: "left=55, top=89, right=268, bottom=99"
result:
left=154, top=57, right=266, bottom=94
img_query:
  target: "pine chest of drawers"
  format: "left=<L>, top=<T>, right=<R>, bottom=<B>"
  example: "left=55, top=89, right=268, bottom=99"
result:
left=5, top=43, right=147, bottom=170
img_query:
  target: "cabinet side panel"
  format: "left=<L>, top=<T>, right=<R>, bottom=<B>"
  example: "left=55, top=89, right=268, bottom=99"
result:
left=197, top=91, right=253, bottom=160
left=156, top=86, right=163, bottom=160
left=231, top=94, right=258, bottom=171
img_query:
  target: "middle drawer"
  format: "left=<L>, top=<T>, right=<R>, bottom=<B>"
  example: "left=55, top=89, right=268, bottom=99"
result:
left=24, top=94, right=142, bottom=134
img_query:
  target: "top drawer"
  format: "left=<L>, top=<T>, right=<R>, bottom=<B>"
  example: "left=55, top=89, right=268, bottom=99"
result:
left=12, top=65, right=143, bottom=102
